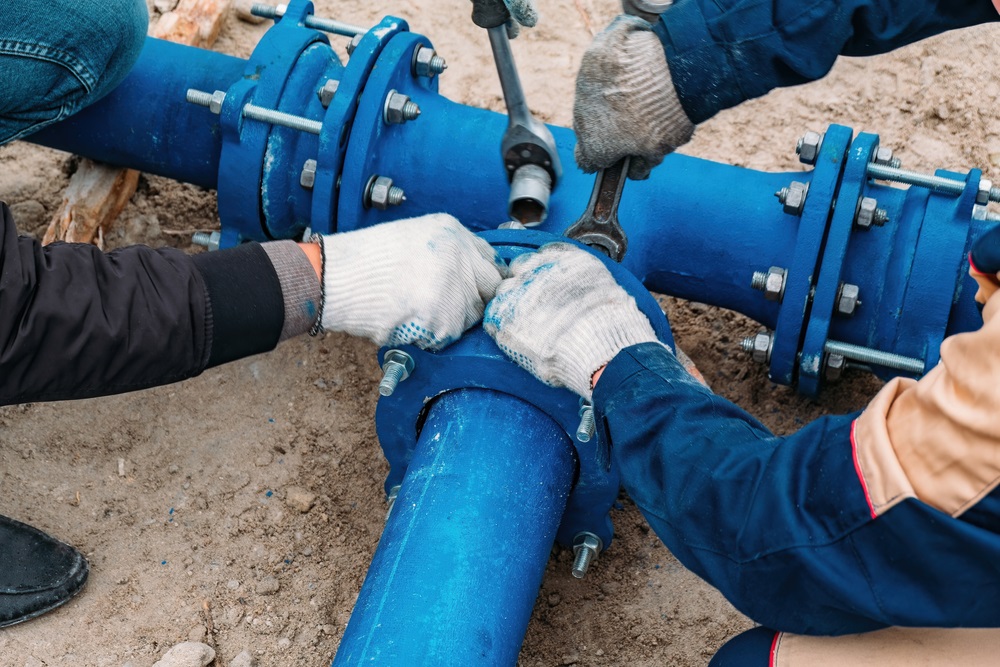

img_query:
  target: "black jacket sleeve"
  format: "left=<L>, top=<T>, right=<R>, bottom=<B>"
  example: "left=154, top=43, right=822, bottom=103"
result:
left=0, top=202, right=283, bottom=405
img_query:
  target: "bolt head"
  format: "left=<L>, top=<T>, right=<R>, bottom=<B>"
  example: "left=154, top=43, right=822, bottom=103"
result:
left=209, top=90, right=226, bottom=115
left=300, top=159, right=317, bottom=189
left=318, top=79, right=339, bottom=108
left=873, top=146, right=896, bottom=167
left=346, top=33, right=363, bottom=56
left=763, top=266, right=787, bottom=302
left=824, top=353, right=846, bottom=382
left=383, top=90, right=412, bottom=125
left=836, top=283, right=861, bottom=317
left=413, top=46, right=440, bottom=78
left=797, top=131, right=822, bottom=165
left=855, top=196, right=878, bottom=230
left=749, top=332, right=773, bottom=365
left=782, top=181, right=808, bottom=216
left=573, top=533, right=602, bottom=554
left=978, top=178, right=993, bottom=206
left=382, top=349, right=415, bottom=377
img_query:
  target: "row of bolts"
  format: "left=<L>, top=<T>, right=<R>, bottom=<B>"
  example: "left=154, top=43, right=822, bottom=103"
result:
left=741, top=132, right=1000, bottom=381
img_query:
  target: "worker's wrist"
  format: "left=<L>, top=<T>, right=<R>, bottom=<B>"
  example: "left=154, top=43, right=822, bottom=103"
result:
left=591, top=365, right=607, bottom=390
left=261, top=240, right=322, bottom=341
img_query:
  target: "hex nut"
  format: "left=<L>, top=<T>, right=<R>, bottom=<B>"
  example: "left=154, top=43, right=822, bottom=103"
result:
left=346, top=33, right=363, bottom=56
left=383, top=90, right=417, bottom=125
left=836, top=283, right=861, bottom=318
left=412, top=46, right=443, bottom=78
left=797, top=131, right=823, bottom=165
left=855, top=197, right=878, bottom=229
left=365, top=175, right=404, bottom=210
left=781, top=181, right=809, bottom=216
left=747, top=332, right=773, bottom=365
left=978, top=178, right=993, bottom=206
left=824, top=353, right=846, bottom=382
left=318, top=79, right=339, bottom=108
left=300, top=159, right=317, bottom=189
left=763, top=267, right=787, bottom=302
left=209, top=90, right=226, bottom=115
left=574, top=533, right=602, bottom=555
left=873, top=146, right=895, bottom=166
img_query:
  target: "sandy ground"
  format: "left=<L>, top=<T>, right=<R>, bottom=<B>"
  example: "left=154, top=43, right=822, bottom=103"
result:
left=1, top=1, right=998, bottom=665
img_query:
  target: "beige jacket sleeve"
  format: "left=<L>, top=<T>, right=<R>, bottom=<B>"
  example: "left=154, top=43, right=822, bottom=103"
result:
left=853, top=270, right=1000, bottom=517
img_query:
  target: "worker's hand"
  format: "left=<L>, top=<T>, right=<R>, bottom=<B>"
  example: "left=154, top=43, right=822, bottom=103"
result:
left=970, top=224, right=1000, bottom=307
left=483, top=243, right=663, bottom=399
left=315, top=214, right=506, bottom=350
left=471, top=0, right=538, bottom=34
left=574, top=14, right=694, bottom=180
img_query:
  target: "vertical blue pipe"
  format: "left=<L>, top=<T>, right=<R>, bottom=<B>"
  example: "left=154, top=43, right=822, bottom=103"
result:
left=334, top=388, right=576, bottom=666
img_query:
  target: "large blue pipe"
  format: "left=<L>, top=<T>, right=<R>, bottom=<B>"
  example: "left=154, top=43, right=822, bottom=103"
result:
left=334, top=388, right=576, bottom=665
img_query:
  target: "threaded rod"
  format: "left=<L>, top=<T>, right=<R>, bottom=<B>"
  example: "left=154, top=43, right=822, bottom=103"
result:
left=823, top=340, right=925, bottom=374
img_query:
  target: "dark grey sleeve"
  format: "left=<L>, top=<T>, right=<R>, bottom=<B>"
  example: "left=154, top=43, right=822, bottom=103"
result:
left=0, top=202, right=285, bottom=405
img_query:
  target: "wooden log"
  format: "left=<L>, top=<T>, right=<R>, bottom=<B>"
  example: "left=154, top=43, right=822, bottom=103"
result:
left=43, top=0, right=232, bottom=246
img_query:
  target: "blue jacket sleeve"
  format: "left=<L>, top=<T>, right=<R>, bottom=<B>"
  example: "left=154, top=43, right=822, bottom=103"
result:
left=655, top=0, right=999, bottom=123
left=594, top=343, right=1000, bottom=635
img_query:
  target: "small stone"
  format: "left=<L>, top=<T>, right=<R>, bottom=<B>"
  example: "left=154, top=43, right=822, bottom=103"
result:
left=152, top=642, right=215, bottom=667
left=229, top=650, right=255, bottom=667
left=256, top=576, right=280, bottom=595
left=596, top=649, right=604, bottom=656
left=8, top=200, right=46, bottom=229
left=285, top=486, right=317, bottom=513
left=254, top=451, right=273, bottom=467
left=117, top=458, right=126, bottom=477
left=276, top=637, right=292, bottom=650
left=167, top=464, right=180, bottom=475
left=225, top=606, right=245, bottom=627
left=600, top=581, right=620, bottom=596
left=227, top=579, right=241, bottom=590
left=547, top=593, right=561, bottom=607
left=560, top=653, right=580, bottom=665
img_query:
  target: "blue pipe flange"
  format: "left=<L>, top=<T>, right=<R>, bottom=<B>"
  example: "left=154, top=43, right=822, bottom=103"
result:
left=768, top=125, right=852, bottom=385
left=373, top=230, right=675, bottom=549
left=311, top=16, right=413, bottom=235
left=336, top=31, right=439, bottom=233
left=798, top=132, right=879, bottom=396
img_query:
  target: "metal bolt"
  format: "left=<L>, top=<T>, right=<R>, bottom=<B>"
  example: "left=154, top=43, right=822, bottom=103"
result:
left=318, top=79, right=339, bottom=107
left=823, top=340, right=925, bottom=375
left=412, top=46, right=447, bottom=78
left=191, top=231, right=221, bottom=251
left=364, top=175, right=406, bottom=210
left=385, top=484, right=401, bottom=521
left=740, top=331, right=773, bottom=365
left=972, top=204, right=1000, bottom=223
left=824, top=353, right=846, bottom=382
left=186, top=88, right=227, bottom=114
left=383, top=90, right=421, bottom=125
left=775, top=181, right=808, bottom=216
left=835, top=283, right=861, bottom=318
left=872, top=146, right=901, bottom=169
left=251, top=4, right=367, bottom=36
left=750, top=266, right=787, bottom=302
left=978, top=178, right=994, bottom=206
left=346, top=33, right=363, bottom=56
left=378, top=350, right=414, bottom=397
left=795, top=131, right=823, bottom=165
left=576, top=404, right=596, bottom=443
left=866, top=162, right=1000, bottom=201
left=571, top=532, right=603, bottom=579
left=240, top=102, right=323, bottom=134
left=497, top=221, right=527, bottom=230
left=854, top=196, right=888, bottom=230
left=300, top=159, right=317, bottom=189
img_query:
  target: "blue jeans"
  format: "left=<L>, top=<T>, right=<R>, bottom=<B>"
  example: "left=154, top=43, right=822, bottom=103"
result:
left=0, top=0, right=148, bottom=146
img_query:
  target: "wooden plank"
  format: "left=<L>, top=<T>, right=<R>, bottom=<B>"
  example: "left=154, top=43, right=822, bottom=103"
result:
left=43, top=0, right=232, bottom=246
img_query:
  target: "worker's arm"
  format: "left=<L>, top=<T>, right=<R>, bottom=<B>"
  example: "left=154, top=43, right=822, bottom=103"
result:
left=0, top=205, right=504, bottom=405
left=485, top=241, right=1000, bottom=636
left=574, top=0, right=999, bottom=177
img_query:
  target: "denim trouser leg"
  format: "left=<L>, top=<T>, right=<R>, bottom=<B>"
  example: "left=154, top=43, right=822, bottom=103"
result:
left=0, top=0, right=148, bottom=146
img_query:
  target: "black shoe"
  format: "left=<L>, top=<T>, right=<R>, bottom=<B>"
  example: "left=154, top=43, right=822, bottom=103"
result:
left=0, top=514, right=89, bottom=627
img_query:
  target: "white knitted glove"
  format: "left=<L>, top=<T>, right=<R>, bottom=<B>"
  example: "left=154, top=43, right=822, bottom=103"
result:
left=315, top=214, right=506, bottom=350
left=574, top=14, right=694, bottom=180
left=483, top=243, right=664, bottom=399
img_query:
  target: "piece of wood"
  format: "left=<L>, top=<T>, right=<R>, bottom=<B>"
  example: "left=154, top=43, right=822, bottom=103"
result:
left=43, top=0, right=232, bottom=246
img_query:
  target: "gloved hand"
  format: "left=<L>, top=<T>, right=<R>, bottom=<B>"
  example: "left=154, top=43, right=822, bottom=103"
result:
left=573, top=14, right=694, bottom=180
left=483, top=242, right=664, bottom=399
left=315, top=214, right=506, bottom=350
left=970, top=223, right=1000, bottom=307
left=471, top=0, right=538, bottom=36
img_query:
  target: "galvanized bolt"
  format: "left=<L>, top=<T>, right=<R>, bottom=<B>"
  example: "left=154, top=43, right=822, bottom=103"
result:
left=750, top=266, right=787, bottom=302
left=823, top=340, right=925, bottom=375
left=775, top=181, right=809, bottom=216
left=571, top=532, right=603, bottom=579
left=383, top=90, right=421, bottom=125
left=576, top=403, right=596, bottom=443
left=795, top=131, right=823, bottom=165
left=866, top=162, right=1000, bottom=201
left=835, top=283, right=862, bottom=318
left=318, top=79, right=339, bottom=108
left=412, top=46, right=447, bottom=78
left=364, top=175, right=406, bottom=210
left=385, top=484, right=401, bottom=521
left=346, top=33, right=363, bottom=56
left=740, top=331, right=773, bottom=365
left=378, top=350, right=414, bottom=397
left=300, top=159, right=317, bottom=189
left=972, top=204, right=1000, bottom=222
left=978, top=178, right=994, bottom=206
left=191, top=231, right=221, bottom=251
left=237, top=102, right=323, bottom=134
left=872, top=146, right=901, bottom=169
left=854, top=196, right=888, bottom=230
left=252, top=3, right=367, bottom=36
left=824, top=353, right=846, bottom=382
left=186, top=88, right=227, bottom=114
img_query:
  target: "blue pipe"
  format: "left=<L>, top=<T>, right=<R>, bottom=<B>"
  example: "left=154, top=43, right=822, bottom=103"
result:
left=334, top=388, right=575, bottom=665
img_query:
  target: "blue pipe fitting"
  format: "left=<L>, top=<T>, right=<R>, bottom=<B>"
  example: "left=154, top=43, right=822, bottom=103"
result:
left=374, top=230, right=675, bottom=550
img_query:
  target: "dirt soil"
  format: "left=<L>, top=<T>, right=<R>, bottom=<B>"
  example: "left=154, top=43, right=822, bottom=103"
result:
left=1, top=1, right=998, bottom=665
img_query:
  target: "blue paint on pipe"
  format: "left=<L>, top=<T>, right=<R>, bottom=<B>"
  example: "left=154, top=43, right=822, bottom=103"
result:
left=334, top=388, right=575, bottom=666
